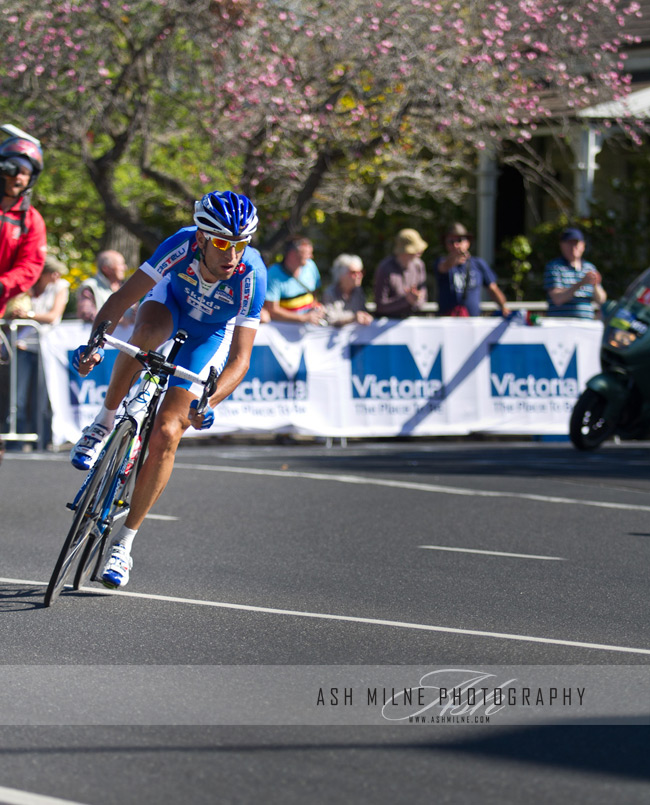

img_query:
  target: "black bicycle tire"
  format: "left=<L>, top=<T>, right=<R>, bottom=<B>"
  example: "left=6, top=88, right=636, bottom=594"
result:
left=73, top=420, right=137, bottom=590
left=44, top=420, right=134, bottom=606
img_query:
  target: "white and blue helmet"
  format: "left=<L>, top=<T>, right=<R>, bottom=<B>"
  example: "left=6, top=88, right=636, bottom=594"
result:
left=193, top=191, right=258, bottom=239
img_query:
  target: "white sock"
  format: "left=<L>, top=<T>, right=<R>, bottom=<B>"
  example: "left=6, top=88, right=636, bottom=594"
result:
left=112, top=526, right=138, bottom=553
left=95, top=404, right=117, bottom=430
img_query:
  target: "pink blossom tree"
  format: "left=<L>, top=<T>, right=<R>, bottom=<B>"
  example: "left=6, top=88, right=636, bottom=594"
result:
left=0, top=0, right=643, bottom=254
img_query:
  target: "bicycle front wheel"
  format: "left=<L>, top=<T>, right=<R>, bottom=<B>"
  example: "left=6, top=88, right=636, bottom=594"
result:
left=44, top=420, right=136, bottom=606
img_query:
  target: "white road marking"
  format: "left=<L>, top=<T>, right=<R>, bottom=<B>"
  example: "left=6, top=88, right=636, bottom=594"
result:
left=419, top=545, right=565, bottom=561
left=144, top=514, right=178, bottom=521
left=174, top=463, right=650, bottom=512
left=2, top=576, right=649, bottom=656
left=0, top=784, right=89, bottom=805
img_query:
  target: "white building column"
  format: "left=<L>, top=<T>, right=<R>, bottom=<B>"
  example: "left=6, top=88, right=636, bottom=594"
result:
left=572, top=126, right=604, bottom=217
left=476, top=148, right=498, bottom=264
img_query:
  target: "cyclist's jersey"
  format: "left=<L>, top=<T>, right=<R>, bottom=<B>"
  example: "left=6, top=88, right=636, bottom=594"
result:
left=138, top=226, right=267, bottom=390
left=139, top=226, right=266, bottom=329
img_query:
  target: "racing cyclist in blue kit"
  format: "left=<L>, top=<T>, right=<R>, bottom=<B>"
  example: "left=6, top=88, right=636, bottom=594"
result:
left=70, top=191, right=267, bottom=589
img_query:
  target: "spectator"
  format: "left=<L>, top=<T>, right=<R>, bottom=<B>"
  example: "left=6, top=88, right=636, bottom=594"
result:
left=433, top=223, right=510, bottom=317
left=544, top=227, right=607, bottom=318
left=322, top=254, right=373, bottom=326
left=263, top=236, right=327, bottom=325
left=374, top=228, right=428, bottom=318
left=76, top=250, right=133, bottom=324
left=0, top=132, right=47, bottom=317
left=5, top=254, right=70, bottom=449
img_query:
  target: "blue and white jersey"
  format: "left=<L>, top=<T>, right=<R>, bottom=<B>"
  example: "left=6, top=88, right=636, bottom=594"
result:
left=136, top=226, right=268, bottom=390
left=139, top=226, right=267, bottom=330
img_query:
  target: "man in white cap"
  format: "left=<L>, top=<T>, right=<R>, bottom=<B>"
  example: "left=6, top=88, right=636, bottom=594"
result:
left=374, top=228, right=429, bottom=318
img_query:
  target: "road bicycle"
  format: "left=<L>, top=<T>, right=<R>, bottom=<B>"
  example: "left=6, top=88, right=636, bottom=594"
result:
left=43, top=321, right=217, bottom=607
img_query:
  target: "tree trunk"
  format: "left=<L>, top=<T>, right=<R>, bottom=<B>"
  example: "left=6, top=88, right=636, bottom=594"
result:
left=100, top=218, right=142, bottom=270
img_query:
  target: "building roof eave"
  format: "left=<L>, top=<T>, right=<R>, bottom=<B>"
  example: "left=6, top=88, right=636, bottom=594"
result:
left=577, top=85, right=650, bottom=119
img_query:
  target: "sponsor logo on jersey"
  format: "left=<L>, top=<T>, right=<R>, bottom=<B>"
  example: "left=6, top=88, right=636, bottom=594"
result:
left=230, top=345, right=307, bottom=401
left=186, top=292, right=218, bottom=315
left=214, top=290, right=235, bottom=304
left=490, top=344, right=578, bottom=397
left=349, top=344, right=444, bottom=400
left=158, top=242, right=189, bottom=275
left=241, top=275, right=253, bottom=306
left=178, top=273, right=198, bottom=285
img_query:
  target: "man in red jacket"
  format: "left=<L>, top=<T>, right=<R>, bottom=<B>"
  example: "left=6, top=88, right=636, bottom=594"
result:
left=0, top=131, right=47, bottom=317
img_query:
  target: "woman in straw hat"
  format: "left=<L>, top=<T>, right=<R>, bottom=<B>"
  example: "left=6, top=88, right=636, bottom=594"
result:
left=373, top=228, right=429, bottom=318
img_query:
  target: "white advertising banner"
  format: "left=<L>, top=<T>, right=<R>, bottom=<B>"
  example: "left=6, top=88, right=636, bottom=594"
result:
left=39, top=317, right=603, bottom=445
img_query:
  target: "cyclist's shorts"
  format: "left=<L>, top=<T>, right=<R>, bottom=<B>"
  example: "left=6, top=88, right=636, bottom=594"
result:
left=144, top=278, right=234, bottom=392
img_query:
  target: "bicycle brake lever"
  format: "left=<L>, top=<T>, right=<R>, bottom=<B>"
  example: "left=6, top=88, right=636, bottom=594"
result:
left=83, top=320, right=112, bottom=360
left=196, top=366, right=217, bottom=414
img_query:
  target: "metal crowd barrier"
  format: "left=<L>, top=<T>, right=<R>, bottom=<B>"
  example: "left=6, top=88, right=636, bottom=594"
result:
left=365, top=300, right=548, bottom=314
left=0, top=317, right=47, bottom=450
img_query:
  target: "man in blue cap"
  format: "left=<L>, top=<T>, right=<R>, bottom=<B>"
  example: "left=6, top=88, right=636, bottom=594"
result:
left=543, top=227, right=607, bottom=318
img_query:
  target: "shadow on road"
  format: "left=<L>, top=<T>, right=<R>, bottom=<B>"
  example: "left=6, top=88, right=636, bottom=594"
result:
left=205, top=442, right=650, bottom=485
left=0, top=583, right=103, bottom=611
left=0, top=722, right=647, bottom=782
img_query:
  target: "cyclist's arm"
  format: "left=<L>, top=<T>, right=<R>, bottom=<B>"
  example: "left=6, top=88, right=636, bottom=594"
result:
left=91, top=269, right=156, bottom=334
left=75, top=269, right=156, bottom=376
left=210, top=325, right=256, bottom=407
left=188, top=325, right=256, bottom=430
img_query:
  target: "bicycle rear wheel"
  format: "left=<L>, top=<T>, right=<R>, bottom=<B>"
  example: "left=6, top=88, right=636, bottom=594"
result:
left=44, top=420, right=135, bottom=606
left=73, top=420, right=137, bottom=590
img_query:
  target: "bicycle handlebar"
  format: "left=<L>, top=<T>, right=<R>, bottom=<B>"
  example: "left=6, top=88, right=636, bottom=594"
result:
left=87, top=321, right=218, bottom=413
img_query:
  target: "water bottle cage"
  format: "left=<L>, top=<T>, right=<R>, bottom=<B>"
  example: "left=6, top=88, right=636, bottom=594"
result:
left=125, top=373, right=160, bottom=424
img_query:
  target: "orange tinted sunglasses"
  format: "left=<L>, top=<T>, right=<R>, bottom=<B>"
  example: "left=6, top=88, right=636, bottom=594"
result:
left=210, top=236, right=250, bottom=253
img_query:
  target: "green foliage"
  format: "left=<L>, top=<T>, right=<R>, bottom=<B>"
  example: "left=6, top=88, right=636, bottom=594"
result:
left=499, top=235, right=532, bottom=302
left=35, top=150, right=104, bottom=268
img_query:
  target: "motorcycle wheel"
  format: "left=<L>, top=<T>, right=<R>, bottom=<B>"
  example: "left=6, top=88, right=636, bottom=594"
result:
left=569, top=389, right=618, bottom=451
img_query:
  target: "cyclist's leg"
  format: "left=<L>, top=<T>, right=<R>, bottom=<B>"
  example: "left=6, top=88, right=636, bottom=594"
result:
left=99, top=387, right=193, bottom=588
left=122, top=385, right=195, bottom=530
left=102, top=321, right=225, bottom=583
left=119, top=322, right=225, bottom=531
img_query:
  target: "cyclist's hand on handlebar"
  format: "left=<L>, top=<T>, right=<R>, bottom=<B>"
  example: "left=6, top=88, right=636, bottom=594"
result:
left=72, top=345, right=104, bottom=376
left=189, top=399, right=215, bottom=431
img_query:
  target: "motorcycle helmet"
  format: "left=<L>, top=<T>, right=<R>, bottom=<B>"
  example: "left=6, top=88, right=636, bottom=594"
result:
left=193, top=191, right=258, bottom=240
left=0, top=136, right=44, bottom=190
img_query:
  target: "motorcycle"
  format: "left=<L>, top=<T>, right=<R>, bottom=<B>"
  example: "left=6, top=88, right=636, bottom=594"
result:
left=570, top=267, right=650, bottom=450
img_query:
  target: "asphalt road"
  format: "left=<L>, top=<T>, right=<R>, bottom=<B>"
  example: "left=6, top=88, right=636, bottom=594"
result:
left=0, top=439, right=649, bottom=804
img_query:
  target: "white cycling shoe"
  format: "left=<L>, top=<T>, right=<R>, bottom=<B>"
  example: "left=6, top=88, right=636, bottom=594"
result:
left=101, top=544, right=133, bottom=589
left=70, top=422, right=111, bottom=471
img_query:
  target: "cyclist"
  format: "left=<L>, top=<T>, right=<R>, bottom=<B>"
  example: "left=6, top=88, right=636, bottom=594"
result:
left=70, top=190, right=267, bottom=589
